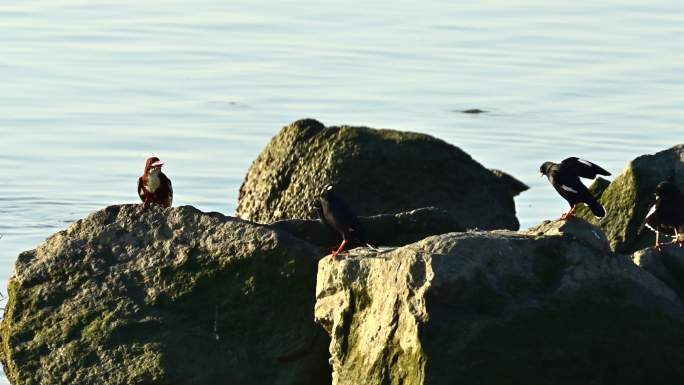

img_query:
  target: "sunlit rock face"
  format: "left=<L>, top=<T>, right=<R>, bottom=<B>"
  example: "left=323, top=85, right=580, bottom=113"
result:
left=0, top=204, right=330, bottom=385
left=315, top=219, right=684, bottom=385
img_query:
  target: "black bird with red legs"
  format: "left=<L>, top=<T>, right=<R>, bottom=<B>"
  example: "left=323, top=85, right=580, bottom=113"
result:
left=539, top=157, right=610, bottom=220
left=319, top=184, right=375, bottom=260
left=138, top=156, right=173, bottom=210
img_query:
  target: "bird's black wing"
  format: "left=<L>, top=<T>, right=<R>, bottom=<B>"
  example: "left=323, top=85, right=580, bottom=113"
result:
left=553, top=170, right=606, bottom=217
left=327, top=195, right=362, bottom=232
left=638, top=202, right=657, bottom=235
left=137, top=177, right=146, bottom=202
left=325, top=194, right=374, bottom=246
left=316, top=201, right=338, bottom=234
left=560, top=157, right=611, bottom=179
left=160, top=173, right=173, bottom=206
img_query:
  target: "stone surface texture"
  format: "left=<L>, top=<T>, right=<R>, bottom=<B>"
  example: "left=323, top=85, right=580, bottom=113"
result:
left=315, top=219, right=684, bottom=385
left=236, top=119, right=526, bottom=230
left=0, top=205, right=330, bottom=385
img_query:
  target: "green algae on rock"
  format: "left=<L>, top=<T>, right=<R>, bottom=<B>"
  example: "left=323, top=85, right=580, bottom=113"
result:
left=576, top=144, right=684, bottom=253
left=0, top=205, right=330, bottom=385
left=236, top=119, right=527, bottom=230
left=315, top=219, right=684, bottom=385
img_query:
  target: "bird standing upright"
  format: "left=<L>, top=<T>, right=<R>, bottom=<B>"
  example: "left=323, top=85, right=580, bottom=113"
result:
left=138, top=156, right=173, bottom=209
left=640, top=181, right=684, bottom=250
left=319, top=185, right=375, bottom=260
left=539, top=157, right=611, bottom=220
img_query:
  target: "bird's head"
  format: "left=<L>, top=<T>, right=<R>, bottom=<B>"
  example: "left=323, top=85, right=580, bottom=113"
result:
left=320, top=184, right=334, bottom=199
left=655, top=181, right=679, bottom=199
left=539, top=162, right=554, bottom=176
left=145, top=156, right=165, bottom=175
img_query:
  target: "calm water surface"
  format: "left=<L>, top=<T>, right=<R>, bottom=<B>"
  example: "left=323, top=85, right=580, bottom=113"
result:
left=1, top=0, right=683, bottom=382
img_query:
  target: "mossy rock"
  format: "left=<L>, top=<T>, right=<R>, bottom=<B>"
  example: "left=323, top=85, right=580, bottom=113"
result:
left=577, top=144, right=684, bottom=253
left=237, top=119, right=527, bottom=230
left=315, top=219, right=684, bottom=385
left=0, top=205, right=330, bottom=385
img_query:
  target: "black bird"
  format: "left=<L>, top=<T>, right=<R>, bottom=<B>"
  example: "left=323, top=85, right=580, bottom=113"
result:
left=319, top=185, right=375, bottom=260
left=138, top=156, right=173, bottom=209
left=539, top=157, right=611, bottom=220
left=639, top=181, right=684, bottom=249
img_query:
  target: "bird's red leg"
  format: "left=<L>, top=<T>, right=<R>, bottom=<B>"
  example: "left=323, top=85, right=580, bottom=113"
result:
left=330, top=239, right=348, bottom=261
left=655, top=231, right=662, bottom=251
left=560, top=205, right=577, bottom=220
left=142, top=197, right=151, bottom=211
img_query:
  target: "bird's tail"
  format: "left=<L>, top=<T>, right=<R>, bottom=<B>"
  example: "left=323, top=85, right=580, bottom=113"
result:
left=354, top=235, right=378, bottom=251
left=587, top=198, right=606, bottom=218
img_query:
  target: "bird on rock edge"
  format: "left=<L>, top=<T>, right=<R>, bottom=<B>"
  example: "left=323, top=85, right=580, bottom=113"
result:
left=138, top=156, right=173, bottom=210
left=539, top=157, right=611, bottom=220
left=639, top=181, right=684, bottom=250
left=319, top=184, right=375, bottom=260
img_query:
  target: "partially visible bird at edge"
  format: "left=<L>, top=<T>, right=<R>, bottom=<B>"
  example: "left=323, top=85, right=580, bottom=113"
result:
left=639, top=180, right=684, bottom=250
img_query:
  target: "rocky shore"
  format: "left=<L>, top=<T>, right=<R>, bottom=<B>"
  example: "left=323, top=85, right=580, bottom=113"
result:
left=315, top=220, right=684, bottom=385
left=2, top=119, right=683, bottom=385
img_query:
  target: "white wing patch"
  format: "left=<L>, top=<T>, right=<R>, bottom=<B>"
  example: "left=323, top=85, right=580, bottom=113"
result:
left=561, top=185, right=578, bottom=194
left=578, top=158, right=593, bottom=167
left=646, top=204, right=656, bottom=217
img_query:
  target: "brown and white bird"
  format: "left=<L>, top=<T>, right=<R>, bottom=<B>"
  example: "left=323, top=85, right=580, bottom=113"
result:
left=138, top=156, right=173, bottom=209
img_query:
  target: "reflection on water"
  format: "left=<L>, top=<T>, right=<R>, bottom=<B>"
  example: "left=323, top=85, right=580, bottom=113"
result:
left=0, top=0, right=682, bottom=381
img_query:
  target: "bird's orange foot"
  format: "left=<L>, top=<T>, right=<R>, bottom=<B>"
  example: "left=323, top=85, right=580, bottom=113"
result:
left=672, top=239, right=683, bottom=248
left=560, top=212, right=575, bottom=220
left=655, top=243, right=663, bottom=251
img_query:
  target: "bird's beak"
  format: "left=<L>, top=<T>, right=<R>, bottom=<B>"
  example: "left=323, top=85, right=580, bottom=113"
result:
left=151, top=160, right=165, bottom=167
left=539, top=172, right=544, bottom=177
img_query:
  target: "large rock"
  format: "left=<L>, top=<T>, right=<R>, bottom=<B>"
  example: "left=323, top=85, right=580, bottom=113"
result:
left=577, top=144, right=684, bottom=253
left=236, top=119, right=527, bottom=230
left=0, top=205, right=330, bottom=385
left=315, top=219, right=684, bottom=385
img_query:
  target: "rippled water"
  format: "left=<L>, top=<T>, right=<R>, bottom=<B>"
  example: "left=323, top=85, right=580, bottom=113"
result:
left=1, top=0, right=682, bottom=382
